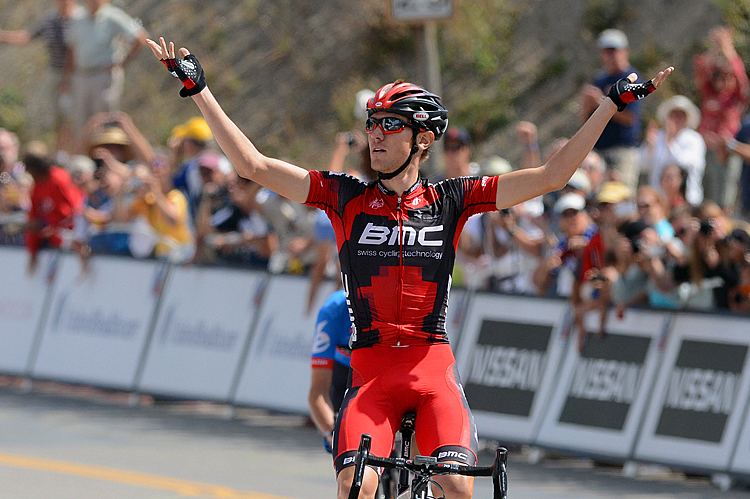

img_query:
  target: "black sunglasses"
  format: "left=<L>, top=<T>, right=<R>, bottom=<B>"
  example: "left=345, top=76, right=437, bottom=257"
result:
left=365, top=116, right=414, bottom=134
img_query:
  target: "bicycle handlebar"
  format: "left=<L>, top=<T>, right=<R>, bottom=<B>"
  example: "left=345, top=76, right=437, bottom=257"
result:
left=348, top=434, right=508, bottom=499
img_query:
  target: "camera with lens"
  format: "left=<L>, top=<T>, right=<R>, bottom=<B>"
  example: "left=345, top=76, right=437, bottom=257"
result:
left=699, top=218, right=716, bottom=236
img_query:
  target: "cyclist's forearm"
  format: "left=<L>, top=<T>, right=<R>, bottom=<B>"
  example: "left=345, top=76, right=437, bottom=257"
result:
left=308, top=392, right=335, bottom=434
left=544, top=98, right=617, bottom=190
left=192, top=88, right=263, bottom=178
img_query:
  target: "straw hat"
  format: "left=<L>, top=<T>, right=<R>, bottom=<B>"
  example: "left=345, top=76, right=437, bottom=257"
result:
left=656, top=95, right=701, bottom=130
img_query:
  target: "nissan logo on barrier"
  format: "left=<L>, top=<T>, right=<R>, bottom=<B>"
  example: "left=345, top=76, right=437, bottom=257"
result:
left=654, top=339, right=747, bottom=443
left=463, top=319, right=552, bottom=417
left=557, top=333, right=650, bottom=431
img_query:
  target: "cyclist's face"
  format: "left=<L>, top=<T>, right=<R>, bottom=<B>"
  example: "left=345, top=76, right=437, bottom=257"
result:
left=367, top=112, right=414, bottom=174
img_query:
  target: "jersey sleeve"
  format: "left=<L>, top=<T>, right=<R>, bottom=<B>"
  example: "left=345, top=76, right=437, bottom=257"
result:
left=305, top=170, right=367, bottom=229
left=462, top=175, right=500, bottom=217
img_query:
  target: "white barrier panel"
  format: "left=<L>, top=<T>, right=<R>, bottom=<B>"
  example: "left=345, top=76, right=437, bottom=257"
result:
left=0, top=248, right=60, bottom=374
left=137, top=266, right=266, bottom=400
left=232, top=274, right=336, bottom=413
left=31, top=254, right=166, bottom=390
left=454, top=293, right=568, bottom=443
left=634, top=314, right=750, bottom=471
left=535, top=309, right=667, bottom=458
left=731, top=398, right=750, bottom=475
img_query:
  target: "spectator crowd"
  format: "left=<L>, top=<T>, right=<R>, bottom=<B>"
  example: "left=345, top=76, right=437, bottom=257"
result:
left=1, top=14, right=750, bottom=334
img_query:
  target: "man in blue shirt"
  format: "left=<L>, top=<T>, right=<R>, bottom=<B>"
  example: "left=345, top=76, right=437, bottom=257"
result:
left=580, top=29, right=644, bottom=191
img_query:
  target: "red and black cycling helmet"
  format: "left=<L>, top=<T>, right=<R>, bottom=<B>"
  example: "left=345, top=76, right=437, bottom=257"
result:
left=367, top=81, right=449, bottom=140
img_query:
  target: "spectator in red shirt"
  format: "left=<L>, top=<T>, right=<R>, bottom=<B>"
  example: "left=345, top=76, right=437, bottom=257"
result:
left=694, top=26, right=750, bottom=209
left=24, top=142, right=84, bottom=271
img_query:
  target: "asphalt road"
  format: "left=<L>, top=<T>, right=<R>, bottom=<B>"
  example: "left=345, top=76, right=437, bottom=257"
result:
left=0, top=379, right=748, bottom=499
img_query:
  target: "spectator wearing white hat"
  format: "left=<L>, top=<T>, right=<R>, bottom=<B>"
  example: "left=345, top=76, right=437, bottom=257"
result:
left=580, top=29, right=644, bottom=191
left=533, top=193, right=596, bottom=297
left=640, top=95, right=706, bottom=206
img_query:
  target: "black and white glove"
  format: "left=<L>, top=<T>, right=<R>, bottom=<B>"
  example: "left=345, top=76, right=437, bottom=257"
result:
left=607, top=77, right=656, bottom=112
left=162, top=54, right=206, bottom=98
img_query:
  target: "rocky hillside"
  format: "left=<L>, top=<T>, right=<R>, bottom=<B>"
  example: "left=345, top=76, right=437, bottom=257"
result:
left=0, top=0, right=738, bottom=171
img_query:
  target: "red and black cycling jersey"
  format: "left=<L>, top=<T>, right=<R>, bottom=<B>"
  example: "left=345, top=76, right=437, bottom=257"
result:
left=306, top=171, right=499, bottom=349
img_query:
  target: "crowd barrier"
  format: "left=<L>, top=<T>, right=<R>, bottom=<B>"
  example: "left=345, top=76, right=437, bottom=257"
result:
left=2, top=246, right=750, bottom=482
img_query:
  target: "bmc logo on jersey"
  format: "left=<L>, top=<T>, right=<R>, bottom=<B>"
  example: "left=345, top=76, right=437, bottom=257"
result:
left=358, top=223, right=443, bottom=247
left=413, top=112, right=429, bottom=121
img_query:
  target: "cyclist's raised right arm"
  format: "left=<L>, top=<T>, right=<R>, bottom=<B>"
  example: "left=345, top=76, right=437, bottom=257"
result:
left=147, top=38, right=311, bottom=204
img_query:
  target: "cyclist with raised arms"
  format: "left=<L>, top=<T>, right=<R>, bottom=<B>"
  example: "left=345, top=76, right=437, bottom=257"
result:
left=146, top=36, right=672, bottom=499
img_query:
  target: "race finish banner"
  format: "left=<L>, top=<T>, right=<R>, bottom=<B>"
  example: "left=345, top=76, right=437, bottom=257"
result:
left=136, top=266, right=266, bottom=401
left=535, top=309, right=668, bottom=458
left=0, top=248, right=60, bottom=374
left=232, top=274, right=337, bottom=413
left=454, top=293, right=568, bottom=444
left=634, top=314, right=750, bottom=472
left=31, top=254, right=165, bottom=390
left=392, top=0, right=453, bottom=21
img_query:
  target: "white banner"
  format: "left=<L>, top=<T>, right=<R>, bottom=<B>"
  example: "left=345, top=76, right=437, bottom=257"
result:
left=454, top=294, right=569, bottom=443
left=535, top=309, right=668, bottom=458
left=137, top=266, right=266, bottom=400
left=0, top=248, right=61, bottom=374
left=31, top=255, right=166, bottom=389
left=232, top=274, right=336, bottom=413
left=634, top=314, right=750, bottom=471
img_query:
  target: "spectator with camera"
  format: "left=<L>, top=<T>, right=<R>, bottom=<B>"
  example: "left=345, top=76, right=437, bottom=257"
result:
left=572, top=181, right=636, bottom=348
left=68, top=154, right=130, bottom=258
left=671, top=206, right=739, bottom=310
left=111, top=159, right=194, bottom=262
left=533, top=192, right=596, bottom=297
left=194, top=171, right=277, bottom=268
left=725, top=228, right=750, bottom=311
left=607, top=219, right=677, bottom=317
left=459, top=203, right=544, bottom=294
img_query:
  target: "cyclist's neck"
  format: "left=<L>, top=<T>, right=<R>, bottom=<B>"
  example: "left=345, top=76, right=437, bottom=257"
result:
left=379, top=163, right=420, bottom=196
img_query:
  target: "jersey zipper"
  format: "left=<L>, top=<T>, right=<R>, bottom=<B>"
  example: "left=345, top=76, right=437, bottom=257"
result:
left=396, top=195, right=404, bottom=346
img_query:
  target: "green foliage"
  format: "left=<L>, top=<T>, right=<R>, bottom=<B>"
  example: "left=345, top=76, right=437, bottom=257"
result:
left=441, top=0, right=517, bottom=78
left=362, top=12, right=416, bottom=69
left=718, top=0, right=750, bottom=69
left=582, top=0, right=634, bottom=34
left=451, top=79, right=516, bottom=139
left=0, top=89, right=26, bottom=133
left=533, top=57, right=569, bottom=88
